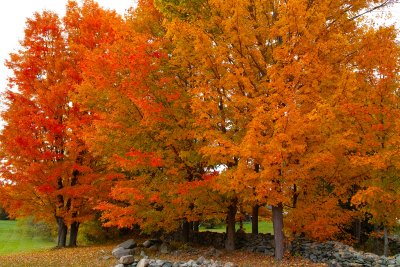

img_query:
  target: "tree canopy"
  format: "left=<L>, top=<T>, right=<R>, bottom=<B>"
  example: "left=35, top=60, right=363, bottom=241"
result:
left=0, top=0, right=399, bottom=259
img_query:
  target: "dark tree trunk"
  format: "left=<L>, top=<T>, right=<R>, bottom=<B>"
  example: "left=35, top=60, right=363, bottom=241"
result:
left=56, top=217, right=68, bottom=247
left=374, top=224, right=380, bottom=254
left=225, top=199, right=237, bottom=251
left=383, top=226, right=389, bottom=257
left=353, top=219, right=361, bottom=243
left=193, top=221, right=200, bottom=232
left=68, top=221, right=80, bottom=247
left=252, top=204, right=259, bottom=235
left=182, top=220, right=190, bottom=243
left=272, top=203, right=284, bottom=261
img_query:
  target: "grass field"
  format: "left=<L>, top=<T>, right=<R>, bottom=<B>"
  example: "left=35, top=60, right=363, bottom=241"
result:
left=0, top=220, right=54, bottom=255
left=200, top=221, right=273, bottom=234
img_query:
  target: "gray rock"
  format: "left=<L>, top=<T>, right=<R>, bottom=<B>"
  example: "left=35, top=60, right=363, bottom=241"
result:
left=143, top=240, right=153, bottom=248
left=255, top=246, right=267, bottom=253
left=196, top=256, right=205, bottom=265
left=396, top=255, right=400, bottom=265
left=120, top=255, right=135, bottom=265
left=140, top=250, right=147, bottom=258
left=112, top=247, right=134, bottom=259
left=155, top=259, right=165, bottom=265
left=137, top=258, right=150, bottom=267
left=162, top=262, right=173, bottom=267
left=224, top=263, right=237, bottom=267
left=160, top=243, right=169, bottom=254
left=118, top=239, right=137, bottom=249
left=114, top=264, right=125, bottom=267
left=143, top=239, right=161, bottom=248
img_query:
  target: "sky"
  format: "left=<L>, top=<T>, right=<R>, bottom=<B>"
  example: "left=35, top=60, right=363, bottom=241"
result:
left=0, top=0, right=135, bottom=93
left=0, top=1, right=399, bottom=93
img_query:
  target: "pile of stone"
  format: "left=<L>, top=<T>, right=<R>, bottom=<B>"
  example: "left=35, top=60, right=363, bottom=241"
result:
left=190, top=231, right=275, bottom=255
left=191, top=231, right=225, bottom=249
left=111, top=239, right=236, bottom=267
left=115, top=257, right=236, bottom=267
left=291, top=238, right=400, bottom=267
left=236, top=232, right=275, bottom=255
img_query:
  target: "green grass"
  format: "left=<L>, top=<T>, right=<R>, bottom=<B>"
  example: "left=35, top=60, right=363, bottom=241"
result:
left=200, top=221, right=273, bottom=234
left=0, top=220, right=55, bottom=255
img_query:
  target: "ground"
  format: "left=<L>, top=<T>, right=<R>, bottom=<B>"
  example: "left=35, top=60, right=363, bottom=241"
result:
left=0, top=244, right=327, bottom=267
left=0, top=220, right=326, bottom=266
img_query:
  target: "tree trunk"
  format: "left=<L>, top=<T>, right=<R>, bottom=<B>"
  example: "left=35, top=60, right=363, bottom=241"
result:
left=353, top=219, right=361, bottom=243
left=188, top=221, right=194, bottom=241
left=374, top=224, right=380, bottom=254
left=193, top=221, right=199, bottom=232
left=252, top=204, right=259, bottom=235
left=272, top=203, right=284, bottom=261
left=68, top=221, right=80, bottom=247
left=182, top=220, right=190, bottom=243
left=56, top=217, right=68, bottom=247
left=225, top=199, right=237, bottom=251
left=383, top=226, right=389, bottom=257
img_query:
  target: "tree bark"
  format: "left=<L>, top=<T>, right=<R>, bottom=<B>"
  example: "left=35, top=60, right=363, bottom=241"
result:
left=374, top=224, right=380, bottom=254
left=225, top=199, right=237, bottom=251
left=272, top=203, right=284, bottom=261
left=56, top=217, right=68, bottom=247
left=383, top=225, right=389, bottom=257
left=353, top=219, right=361, bottom=243
left=68, top=221, right=80, bottom=247
left=182, top=220, right=190, bottom=243
left=252, top=204, right=259, bottom=235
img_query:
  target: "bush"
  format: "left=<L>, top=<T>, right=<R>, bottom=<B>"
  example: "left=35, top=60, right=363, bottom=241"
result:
left=16, top=217, right=55, bottom=241
left=77, top=219, right=121, bottom=245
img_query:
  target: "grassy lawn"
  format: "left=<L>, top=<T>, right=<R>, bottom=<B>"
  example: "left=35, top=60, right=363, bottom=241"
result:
left=0, top=220, right=54, bottom=255
left=200, top=221, right=273, bottom=234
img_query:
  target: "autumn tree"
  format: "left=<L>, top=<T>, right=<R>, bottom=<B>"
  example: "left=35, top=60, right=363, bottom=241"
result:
left=1, top=11, right=78, bottom=246
left=158, top=0, right=399, bottom=259
left=344, top=26, right=400, bottom=256
left=72, top=0, right=226, bottom=241
left=0, top=1, right=121, bottom=247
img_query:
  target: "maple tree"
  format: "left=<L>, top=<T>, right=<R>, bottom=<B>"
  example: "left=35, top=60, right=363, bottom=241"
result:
left=345, top=26, right=400, bottom=255
left=73, top=0, right=227, bottom=242
left=158, top=0, right=400, bottom=259
left=0, top=0, right=399, bottom=259
left=0, top=1, right=121, bottom=247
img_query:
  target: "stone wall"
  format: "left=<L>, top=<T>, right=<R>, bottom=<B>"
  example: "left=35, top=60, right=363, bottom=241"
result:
left=162, top=231, right=400, bottom=266
left=290, top=239, right=400, bottom=267
left=190, top=231, right=275, bottom=255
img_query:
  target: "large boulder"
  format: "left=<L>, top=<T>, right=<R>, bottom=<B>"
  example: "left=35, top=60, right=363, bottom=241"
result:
left=160, top=243, right=170, bottom=254
left=112, top=246, right=134, bottom=259
left=117, top=239, right=137, bottom=249
left=119, top=255, right=135, bottom=265
left=143, top=239, right=161, bottom=248
left=137, top=258, right=150, bottom=267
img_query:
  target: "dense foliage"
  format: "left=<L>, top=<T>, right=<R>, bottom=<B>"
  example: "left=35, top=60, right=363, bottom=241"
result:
left=0, top=0, right=399, bottom=260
